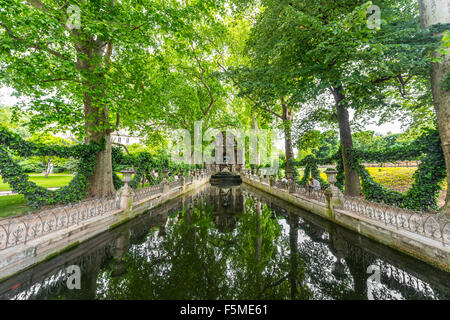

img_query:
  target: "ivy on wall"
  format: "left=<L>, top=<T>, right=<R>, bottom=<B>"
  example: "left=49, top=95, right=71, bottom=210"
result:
left=112, top=146, right=200, bottom=190
left=0, top=126, right=201, bottom=209
left=296, top=129, right=446, bottom=212
left=0, top=126, right=102, bottom=208
left=350, top=129, right=446, bottom=211
left=297, top=155, right=330, bottom=189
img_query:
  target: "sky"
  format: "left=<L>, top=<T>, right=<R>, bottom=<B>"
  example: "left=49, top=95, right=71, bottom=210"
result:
left=1, top=84, right=404, bottom=157
left=0, top=87, right=18, bottom=108
left=0, top=86, right=404, bottom=135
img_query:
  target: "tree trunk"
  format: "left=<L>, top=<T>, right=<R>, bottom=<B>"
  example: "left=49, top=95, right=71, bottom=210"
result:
left=86, top=128, right=115, bottom=198
left=44, top=159, right=52, bottom=178
left=332, top=86, right=361, bottom=196
left=252, top=113, right=260, bottom=166
left=419, top=0, right=450, bottom=217
left=83, top=83, right=115, bottom=198
left=77, top=40, right=116, bottom=198
left=282, top=102, right=295, bottom=179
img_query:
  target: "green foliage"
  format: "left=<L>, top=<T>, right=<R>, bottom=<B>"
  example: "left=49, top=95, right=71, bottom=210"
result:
left=351, top=129, right=446, bottom=211
left=17, top=159, right=45, bottom=173
left=0, top=126, right=101, bottom=208
left=301, top=129, right=446, bottom=211
left=296, top=129, right=446, bottom=211
left=297, top=155, right=330, bottom=189
left=112, top=147, right=198, bottom=190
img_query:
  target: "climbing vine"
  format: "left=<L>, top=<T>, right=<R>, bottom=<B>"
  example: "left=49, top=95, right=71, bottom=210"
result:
left=0, top=126, right=102, bottom=208
left=0, top=126, right=201, bottom=209
left=350, top=129, right=446, bottom=212
left=112, top=146, right=199, bottom=190
left=297, top=155, right=330, bottom=189
left=296, top=129, right=446, bottom=212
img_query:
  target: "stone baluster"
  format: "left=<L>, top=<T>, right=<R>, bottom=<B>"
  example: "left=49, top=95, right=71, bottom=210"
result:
left=162, top=169, right=170, bottom=193
left=288, top=178, right=296, bottom=194
left=269, top=176, right=275, bottom=187
left=180, top=169, right=185, bottom=189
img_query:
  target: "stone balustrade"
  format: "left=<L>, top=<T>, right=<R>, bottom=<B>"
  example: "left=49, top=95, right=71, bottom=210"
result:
left=242, top=171, right=450, bottom=255
left=0, top=169, right=211, bottom=279
left=0, top=196, right=121, bottom=252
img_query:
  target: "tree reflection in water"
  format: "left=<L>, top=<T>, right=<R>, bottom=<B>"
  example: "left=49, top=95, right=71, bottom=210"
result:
left=3, top=185, right=448, bottom=300
left=96, top=194, right=308, bottom=300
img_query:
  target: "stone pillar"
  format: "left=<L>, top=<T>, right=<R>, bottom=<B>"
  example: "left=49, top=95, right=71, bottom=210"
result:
left=326, top=184, right=344, bottom=213
left=118, top=184, right=133, bottom=214
left=162, top=169, right=170, bottom=194
left=269, top=176, right=275, bottom=187
left=288, top=179, right=296, bottom=194
left=180, top=169, right=186, bottom=189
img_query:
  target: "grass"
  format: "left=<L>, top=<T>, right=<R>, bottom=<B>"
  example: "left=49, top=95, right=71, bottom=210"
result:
left=366, top=167, right=416, bottom=193
left=0, top=173, right=74, bottom=219
left=298, top=166, right=447, bottom=207
left=0, top=195, right=31, bottom=218
left=0, top=174, right=74, bottom=191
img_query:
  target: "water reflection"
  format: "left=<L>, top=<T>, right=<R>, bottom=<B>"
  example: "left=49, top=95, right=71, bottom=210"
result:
left=1, top=184, right=449, bottom=300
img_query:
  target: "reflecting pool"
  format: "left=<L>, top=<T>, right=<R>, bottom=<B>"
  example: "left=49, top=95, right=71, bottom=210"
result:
left=0, top=184, right=449, bottom=300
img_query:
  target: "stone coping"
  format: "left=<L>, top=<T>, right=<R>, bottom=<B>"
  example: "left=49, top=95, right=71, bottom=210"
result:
left=0, top=175, right=210, bottom=280
left=242, top=176, right=450, bottom=272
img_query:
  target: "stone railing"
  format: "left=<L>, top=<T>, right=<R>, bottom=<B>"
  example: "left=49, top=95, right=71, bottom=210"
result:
left=0, top=170, right=211, bottom=254
left=132, top=184, right=164, bottom=202
left=274, top=180, right=287, bottom=190
left=241, top=170, right=449, bottom=246
left=243, top=171, right=327, bottom=204
left=293, top=183, right=327, bottom=204
left=341, top=196, right=450, bottom=246
left=0, top=195, right=121, bottom=251
left=168, top=179, right=182, bottom=190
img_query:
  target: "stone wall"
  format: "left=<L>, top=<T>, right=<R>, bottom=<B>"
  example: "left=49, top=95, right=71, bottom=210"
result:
left=242, top=175, right=450, bottom=272
left=0, top=172, right=211, bottom=280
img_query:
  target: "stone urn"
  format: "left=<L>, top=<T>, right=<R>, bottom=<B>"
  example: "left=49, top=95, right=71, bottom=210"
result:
left=162, top=169, right=169, bottom=181
left=120, top=169, right=135, bottom=186
left=325, top=169, right=338, bottom=185
left=324, top=169, right=344, bottom=210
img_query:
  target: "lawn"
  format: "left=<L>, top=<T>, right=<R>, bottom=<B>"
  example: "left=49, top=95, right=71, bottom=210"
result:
left=0, top=173, right=74, bottom=191
left=0, top=195, right=31, bottom=218
left=0, top=174, right=74, bottom=219
left=366, top=167, right=416, bottom=193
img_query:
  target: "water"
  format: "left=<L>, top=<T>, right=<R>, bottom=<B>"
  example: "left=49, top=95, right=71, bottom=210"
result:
left=0, top=184, right=449, bottom=300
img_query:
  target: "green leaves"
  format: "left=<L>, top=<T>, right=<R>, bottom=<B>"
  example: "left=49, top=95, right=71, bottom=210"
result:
left=297, top=129, right=446, bottom=212
left=0, top=125, right=101, bottom=208
left=352, top=129, right=445, bottom=211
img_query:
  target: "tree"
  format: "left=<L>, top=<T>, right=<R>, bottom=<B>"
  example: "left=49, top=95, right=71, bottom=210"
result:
left=116, top=12, right=245, bottom=166
left=237, top=0, right=440, bottom=196
left=418, top=0, right=450, bottom=217
left=0, top=105, right=31, bottom=138
left=0, top=0, right=227, bottom=197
